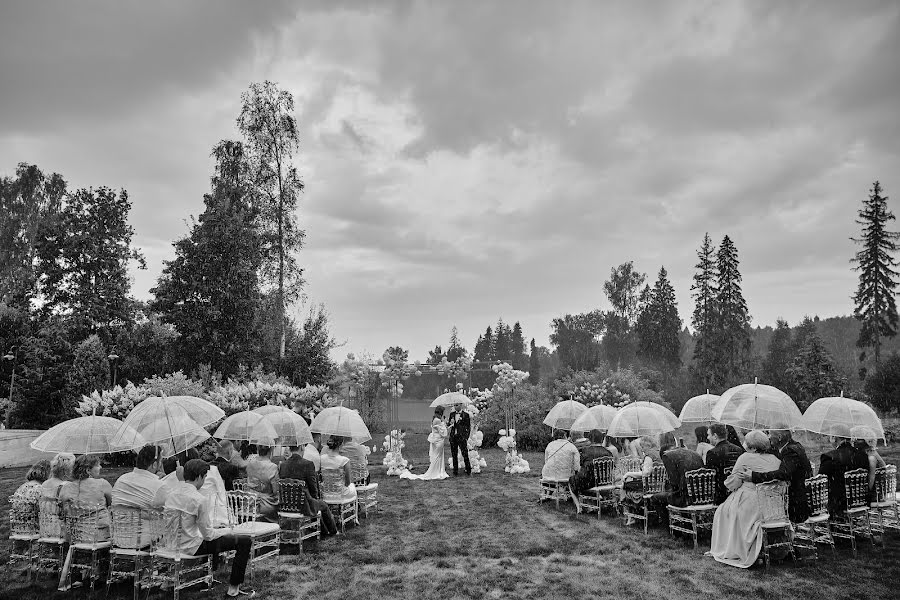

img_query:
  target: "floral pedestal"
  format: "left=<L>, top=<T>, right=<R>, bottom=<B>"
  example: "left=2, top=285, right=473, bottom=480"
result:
left=382, top=430, right=411, bottom=476
left=497, top=429, right=529, bottom=474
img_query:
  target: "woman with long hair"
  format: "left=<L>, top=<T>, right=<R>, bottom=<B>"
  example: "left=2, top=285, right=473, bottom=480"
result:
left=58, top=454, right=112, bottom=540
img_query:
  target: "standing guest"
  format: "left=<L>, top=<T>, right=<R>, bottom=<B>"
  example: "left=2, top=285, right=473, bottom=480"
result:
left=705, top=423, right=744, bottom=504
left=246, top=445, right=280, bottom=521
left=304, top=433, right=322, bottom=472
left=708, top=430, right=781, bottom=568
left=694, top=427, right=714, bottom=463
left=42, top=452, right=75, bottom=499
left=741, top=429, right=813, bottom=523
left=58, top=455, right=112, bottom=540
left=11, top=459, right=51, bottom=522
left=569, top=429, right=613, bottom=512
left=818, top=426, right=870, bottom=514
left=212, top=440, right=242, bottom=491
left=658, top=433, right=705, bottom=511
left=112, top=445, right=164, bottom=509
left=320, top=436, right=358, bottom=504
left=279, top=445, right=338, bottom=536
left=164, top=459, right=252, bottom=598
left=339, top=436, right=372, bottom=484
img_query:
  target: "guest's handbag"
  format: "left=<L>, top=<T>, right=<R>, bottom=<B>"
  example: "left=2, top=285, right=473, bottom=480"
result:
left=623, top=477, right=644, bottom=503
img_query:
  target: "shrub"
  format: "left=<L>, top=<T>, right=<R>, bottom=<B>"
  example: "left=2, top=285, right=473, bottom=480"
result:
left=76, top=381, right=151, bottom=419
left=205, top=380, right=333, bottom=419
left=67, top=335, right=110, bottom=401
left=141, top=371, right=206, bottom=398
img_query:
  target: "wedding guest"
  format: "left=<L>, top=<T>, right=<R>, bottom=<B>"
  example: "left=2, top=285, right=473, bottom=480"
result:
left=541, top=429, right=580, bottom=483
left=41, top=452, right=75, bottom=499
left=213, top=440, right=242, bottom=491
left=112, top=445, right=164, bottom=509
left=742, top=429, right=812, bottom=523
left=304, top=433, right=322, bottom=472
left=706, top=423, right=744, bottom=504
left=279, top=445, right=338, bottom=536
left=726, top=425, right=743, bottom=448
left=601, top=434, right=621, bottom=459
left=658, top=432, right=704, bottom=510
left=320, top=436, right=358, bottom=504
left=246, top=445, right=280, bottom=520
left=819, top=427, right=869, bottom=513
left=853, top=434, right=886, bottom=497
left=709, top=430, right=781, bottom=568
left=621, top=436, right=660, bottom=525
left=58, top=454, right=112, bottom=540
left=569, top=429, right=614, bottom=509
left=152, top=449, right=200, bottom=507
left=339, top=436, right=372, bottom=485
left=164, top=459, right=252, bottom=598
left=11, top=459, right=50, bottom=522
left=694, top=426, right=714, bottom=463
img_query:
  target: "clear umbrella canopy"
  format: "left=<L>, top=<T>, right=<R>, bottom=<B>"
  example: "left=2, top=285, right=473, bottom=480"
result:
left=213, top=411, right=279, bottom=446
left=679, top=393, right=720, bottom=423
left=113, top=402, right=210, bottom=458
left=607, top=402, right=681, bottom=438
left=251, top=405, right=314, bottom=446
left=543, top=399, right=588, bottom=430
left=569, top=405, right=619, bottom=433
left=31, top=415, right=145, bottom=455
left=309, top=406, right=372, bottom=443
left=800, top=395, right=885, bottom=441
left=430, top=392, right=472, bottom=408
left=711, top=382, right=801, bottom=430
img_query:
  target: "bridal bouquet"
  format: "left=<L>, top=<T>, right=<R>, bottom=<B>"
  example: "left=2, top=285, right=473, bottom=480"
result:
left=382, top=429, right=411, bottom=476
left=497, top=429, right=530, bottom=474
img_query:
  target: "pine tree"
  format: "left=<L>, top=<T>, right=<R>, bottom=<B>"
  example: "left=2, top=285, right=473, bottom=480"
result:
left=713, top=235, right=751, bottom=387
left=473, top=326, right=493, bottom=362
left=493, top=319, right=511, bottom=362
left=786, top=329, right=844, bottom=408
left=528, top=338, right=540, bottom=384
left=510, top=322, right=527, bottom=370
left=446, top=326, right=467, bottom=362
left=851, top=181, right=899, bottom=366
left=690, top=233, right=718, bottom=387
left=635, top=284, right=655, bottom=359
left=636, top=268, right=682, bottom=370
left=761, top=318, right=793, bottom=390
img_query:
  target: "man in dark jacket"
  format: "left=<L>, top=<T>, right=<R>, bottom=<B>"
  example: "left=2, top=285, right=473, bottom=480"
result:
left=818, top=430, right=870, bottom=514
left=661, top=445, right=706, bottom=508
left=742, top=429, right=813, bottom=523
left=705, top=423, right=744, bottom=504
left=447, top=403, right=472, bottom=476
left=213, top=440, right=242, bottom=491
left=569, top=430, right=613, bottom=499
left=278, top=445, right=337, bottom=536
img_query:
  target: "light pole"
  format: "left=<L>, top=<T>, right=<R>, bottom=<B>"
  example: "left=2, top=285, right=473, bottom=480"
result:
left=3, top=348, right=17, bottom=429
left=108, top=353, right=119, bottom=388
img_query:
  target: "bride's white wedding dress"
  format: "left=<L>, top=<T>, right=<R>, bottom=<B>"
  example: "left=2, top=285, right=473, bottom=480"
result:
left=400, top=417, right=449, bottom=481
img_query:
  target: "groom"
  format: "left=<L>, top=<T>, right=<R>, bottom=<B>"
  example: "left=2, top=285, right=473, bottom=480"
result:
left=447, top=403, right=471, bottom=476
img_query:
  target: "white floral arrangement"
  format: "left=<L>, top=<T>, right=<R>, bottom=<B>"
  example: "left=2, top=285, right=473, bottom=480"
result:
left=205, top=381, right=330, bottom=418
left=497, top=428, right=529, bottom=474
left=382, top=429, right=411, bottom=476
left=596, top=379, right=633, bottom=409
left=76, top=382, right=151, bottom=419
left=491, top=362, right=529, bottom=394
left=467, top=428, right=487, bottom=473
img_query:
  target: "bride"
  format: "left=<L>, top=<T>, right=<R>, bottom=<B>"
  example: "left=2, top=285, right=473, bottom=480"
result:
left=400, top=406, right=449, bottom=480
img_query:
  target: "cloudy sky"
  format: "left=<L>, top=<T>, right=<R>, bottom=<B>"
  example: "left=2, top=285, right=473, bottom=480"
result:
left=2, top=1, right=899, bottom=362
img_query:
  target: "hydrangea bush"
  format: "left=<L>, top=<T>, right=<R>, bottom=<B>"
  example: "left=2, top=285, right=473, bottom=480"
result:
left=76, top=382, right=151, bottom=419
left=205, top=381, right=332, bottom=419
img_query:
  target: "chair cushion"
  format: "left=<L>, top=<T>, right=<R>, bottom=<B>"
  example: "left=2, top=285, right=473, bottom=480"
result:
left=72, top=542, right=112, bottom=550
left=668, top=504, right=715, bottom=512
left=760, top=521, right=791, bottom=529
left=356, top=483, right=379, bottom=491
left=277, top=512, right=310, bottom=519
left=586, top=485, right=617, bottom=493
left=110, top=548, right=151, bottom=556
left=37, top=537, right=66, bottom=544
left=232, top=521, right=280, bottom=536
left=804, top=513, right=830, bottom=523
left=10, top=534, right=40, bottom=541
left=153, top=549, right=208, bottom=562
left=869, top=501, right=897, bottom=508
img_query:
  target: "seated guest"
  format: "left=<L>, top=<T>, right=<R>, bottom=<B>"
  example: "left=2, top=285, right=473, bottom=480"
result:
left=569, top=429, right=613, bottom=512
left=819, top=426, right=869, bottom=514
left=279, top=445, right=338, bottom=536
left=58, top=454, right=112, bottom=540
left=112, top=445, right=163, bottom=509
left=694, top=426, right=714, bottom=463
left=11, top=459, right=51, bottom=523
left=246, top=445, right=280, bottom=520
left=705, top=423, right=744, bottom=504
left=152, top=449, right=200, bottom=508
left=164, top=459, right=252, bottom=598
left=709, top=430, right=780, bottom=568
left=853, top=432, right=886, bottom=498
left=228, top=440, right=248, bottom=471
left=339, top=436, right=372, bottom=484
left=621, top=436, right=660, bottom=525
left=726, top=425, right=743, bottom=448
left=741, top=429, right=812, bottom=523
left=212, top=440, right=242, bottom=491
left=42, top=452, right=75, bottom=499
left=602, top=435, right=622, bottom=459
left=541, top=429, right=580, bottom=483
left=319, top=436, right=358, bottom=504
left=304, top=433, right=322, bottom=472
left=657, top=432, right=704, bottom=511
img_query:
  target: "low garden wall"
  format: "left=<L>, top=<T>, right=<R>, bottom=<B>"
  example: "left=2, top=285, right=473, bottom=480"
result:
left=0, top=429, right=51, bottom=468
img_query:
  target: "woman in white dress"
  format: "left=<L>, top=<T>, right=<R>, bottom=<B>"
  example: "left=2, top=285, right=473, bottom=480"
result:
left=401, top=407, right=449, bottom=480
left=708, top=430, right=781, bottom=568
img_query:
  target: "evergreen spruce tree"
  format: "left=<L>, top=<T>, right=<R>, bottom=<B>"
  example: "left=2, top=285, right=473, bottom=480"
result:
left=528, top=338, right=540, bottom=384
left=690, top=233, right=718, bottom=387
left=851, top=181, right=899, bottom=366
left=510, top=322, right=528, bottom=370
left=635, top=284, right=655, bottom=359
left=636, top=268, right=682, bottom=370
left=493, top=319, right=511, bottom=362
left=713, top=235, right=751, bottom=387
left=761, top=318, right=793, bottom=391
left=785, top=328, right=844, bottom=408
left=473, top=326, right=493, bottom=362
left=446, top=325, right=467, bottom=362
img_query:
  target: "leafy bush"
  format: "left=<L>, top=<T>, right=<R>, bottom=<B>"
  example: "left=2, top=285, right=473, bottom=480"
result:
left=479, top=383, right=556, bottom=451
left=67, top=335, right=109, bottom=400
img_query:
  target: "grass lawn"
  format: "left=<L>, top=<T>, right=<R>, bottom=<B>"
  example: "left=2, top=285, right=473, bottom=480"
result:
left=0, top=435, right=898, bottom=600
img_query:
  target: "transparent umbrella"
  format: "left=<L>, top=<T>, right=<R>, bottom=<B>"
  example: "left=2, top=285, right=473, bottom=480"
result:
left=711, top=380, right=801, bottom=430
left=429, top=392, right=471, bottom=408
left=309, top=406, right=372, bottom=443
left=801, top=394, right=885, bottom=441
left=113, top=403, right=210, bottom=458
left=543, top=399, right=588, bottom=430
left=570, top=405, right=618, bottom=433
left=679, top=392, right=720, bottom=423
left=251, top=405, right=314, bottom=446
left=31, top=414, right=145, bottom=455
left=607, top=402, right=681, bottom=438
left=213, top=411, right=279, bottom=446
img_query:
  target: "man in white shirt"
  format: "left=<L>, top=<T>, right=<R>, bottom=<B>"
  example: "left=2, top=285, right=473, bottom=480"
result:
left=303, top=433, right=322, bottom=472
left=164, top=459, right=252, bottom=597
left=541, top=429, right=580, bottom=482
left=112, top=445, right=164, bottom=509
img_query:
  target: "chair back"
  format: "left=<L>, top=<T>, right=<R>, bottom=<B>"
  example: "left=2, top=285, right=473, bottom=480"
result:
left=684, top=468, right=716, bottom=506
left=643, top=464, right=668, bottom=494
left=844, top=468, right=869, bottom=510
left=804, top=474, right=829, bottom=517
left=109, top=505, right=158, bottom=549
left=278, top=479, right=308, bottom=513
left=64, top=502, right=107, bottom=545
left=226, top=490, right=260, bottom=525
left=756, top=480, right=789, bottom=524
left=591, top=457, right=616, bottom=487
left=9, top=497, right=39, bottom=537
left=873, top=465, right=897, bottom=503
left=155, top=508, right=189, bottom=558
left=616, top=456, right=643, bottom=479
left=232, top=478, right=248, bottom=491
left=350, top=463, right=369, bottom=486
left=38, top=498, right=64, bottom=539
left=321, top=468, right=347, bottom=497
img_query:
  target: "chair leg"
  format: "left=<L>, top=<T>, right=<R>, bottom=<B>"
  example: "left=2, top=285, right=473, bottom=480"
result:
left=691, top=513, right=698, bottom=549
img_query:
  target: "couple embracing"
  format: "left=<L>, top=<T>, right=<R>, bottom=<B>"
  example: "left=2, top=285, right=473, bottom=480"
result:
left=418, top=403, right=471, bottom=480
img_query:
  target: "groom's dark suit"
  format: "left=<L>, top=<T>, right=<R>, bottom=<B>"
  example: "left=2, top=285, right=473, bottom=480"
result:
left=447, top=408, right=471, bottom=475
